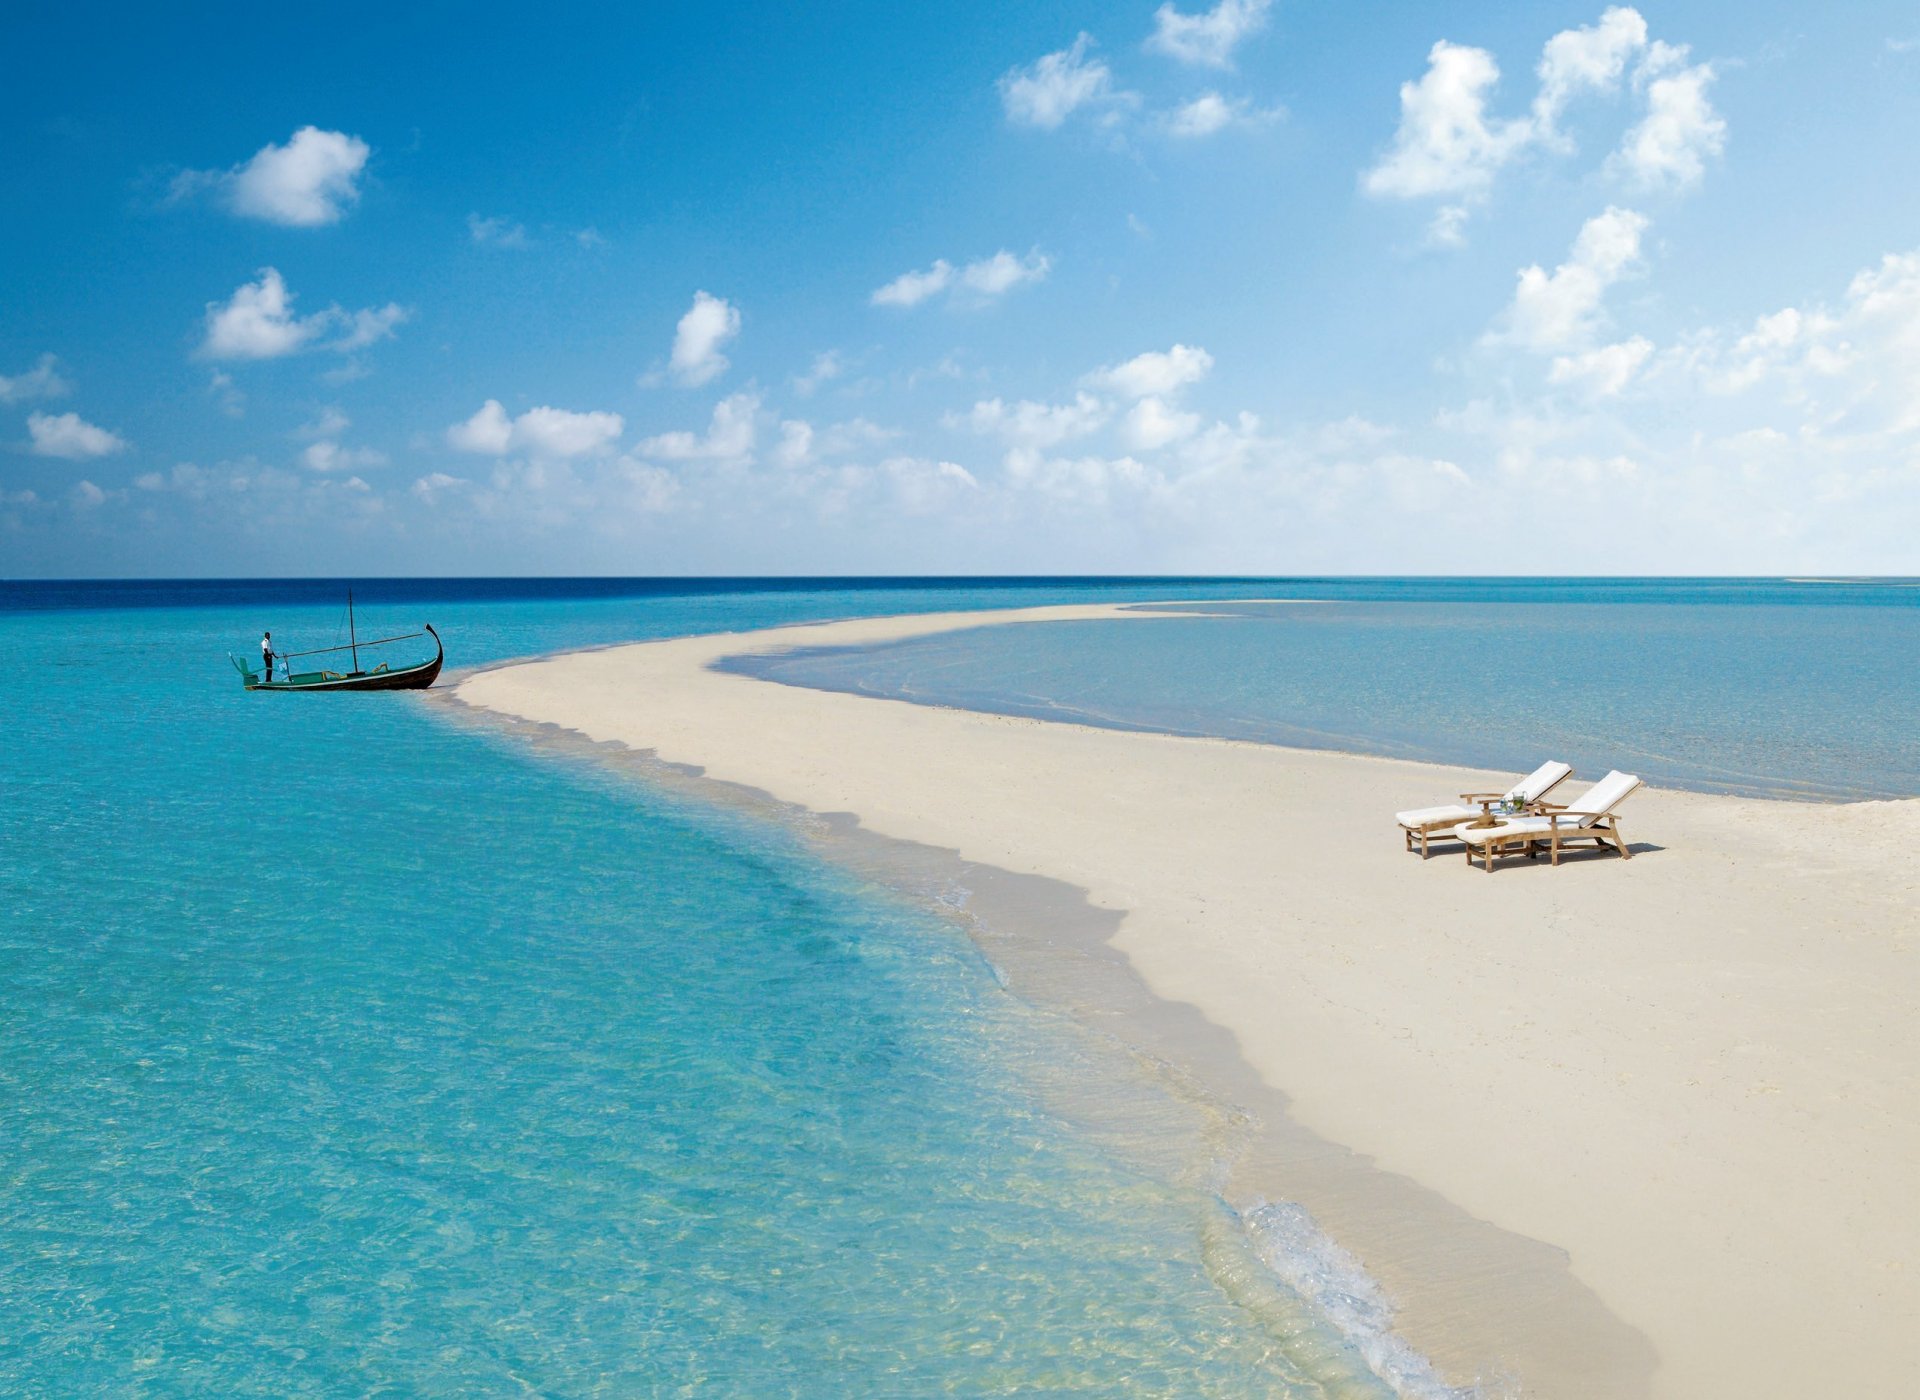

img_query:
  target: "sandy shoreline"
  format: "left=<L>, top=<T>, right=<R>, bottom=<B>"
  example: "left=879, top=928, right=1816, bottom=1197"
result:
left=450, top=603, right=1920, bottom=1399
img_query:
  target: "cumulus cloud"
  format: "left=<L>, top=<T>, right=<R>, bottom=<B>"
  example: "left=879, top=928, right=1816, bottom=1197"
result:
left=333, top=303, right=409, bottom=352
left=447, top=400, right=625, bottom=458
left=1496, top=206, right=1648, bottom=350
left=27, top=411, right=129, bottom=459
left=200, top=268, right=407, bottom=360
left=872, top=251, right=1050, bottom=308
left=637, top=392, right=760, bottom=463
left=301, top=440, right=387, bottom=473
left=0, top=354, right=71, bottom=404
left=955, top=393, right=1108, bottom=449
left=1612, top=49, right=1726, bottom=188
left=1120, top=397, right=1202, bottom=450
left=871, top=260, right=954, bottom=308
left=1085, top=343, right=1215, bottom=397
left=1363, top=10, right=1722, bottom=236
left=1146, top=0, right=1271, bottom=69
left=667, top=291, right=740, bottom=387
left=1000, top=35, right=1123, bottom=128
left=1363, top=41, right=1533, bottom=200
left=959, top=249, right=1051, bottom=297
left=1164, top=92, right=1281, bottom=136
left=176, top=126, right=371, bottom=227
left=1548, top=336, right=1654, bottom=395
left=879, top=457, right=979, bottom=514
left=1532, top=6, right=1648, bottom=140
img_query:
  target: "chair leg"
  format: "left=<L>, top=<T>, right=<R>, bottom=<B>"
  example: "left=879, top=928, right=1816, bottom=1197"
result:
left=1611, top=820, right=1631, bottom=859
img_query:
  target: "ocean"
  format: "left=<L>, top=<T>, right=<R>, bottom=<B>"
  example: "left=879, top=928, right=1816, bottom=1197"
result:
left=5, top=577, right=1908, bottom=1396
left=726, top=579, right=1920, bottom=801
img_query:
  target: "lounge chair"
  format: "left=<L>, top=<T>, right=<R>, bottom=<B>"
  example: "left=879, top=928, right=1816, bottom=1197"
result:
left=1395, top=760, right=1574, bottom=857
left=1455, top=770, right=1642, bottom=873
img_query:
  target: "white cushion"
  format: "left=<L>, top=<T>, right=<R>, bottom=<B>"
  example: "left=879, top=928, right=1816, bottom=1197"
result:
left=1396, top=803, right=1475, bottom=828
left=1566, top=769, right=1640, bottom=817
left=1509, top=760, right=1574, bottom=803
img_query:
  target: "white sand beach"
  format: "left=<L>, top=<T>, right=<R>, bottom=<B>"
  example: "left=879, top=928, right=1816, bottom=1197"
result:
left=453, top=603, right=1920, bottom=1399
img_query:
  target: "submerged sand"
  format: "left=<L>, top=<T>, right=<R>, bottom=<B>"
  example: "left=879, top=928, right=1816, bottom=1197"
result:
left=452, top=603, right=1920, bottom=1399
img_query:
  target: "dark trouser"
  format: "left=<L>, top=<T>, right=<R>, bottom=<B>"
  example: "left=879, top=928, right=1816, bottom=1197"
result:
left=262, top=652, right=274, bottom=679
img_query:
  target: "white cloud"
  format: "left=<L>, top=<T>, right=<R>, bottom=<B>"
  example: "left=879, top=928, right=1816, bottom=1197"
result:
left=1000, top=35, right=1121, bottom=129
left=27, top=411, right=129, bottom=460
left=334, top=304, right=409, bottom=352
left=1363, top=10, right=1721, bottom=236
left=1004, top=448, right=1157, bottom=506
left=447, top=400, right=512, bottom=453
left=667, top=291, right=740, bottom=387
left=1146, top=0, right=1271, bottom=69
left=178, top=127, right=371, bottom=227
left=880, top=457, right=979, bottom=514
left=1121, top=396, right=1202, bottom=449
left=1612, top=54, right=1725, bottom=188
left=447, top=400, right=625, bottom=458
left=638, top=392, right=760, bottom=463
left=793, top=350, right=844, bottom=396
left=0, top=354, right=71, bottom=404
left=1548, top=336, right=1654, bottom=394
left=959, top=249, right=1051, bottom=297
left=1427, top=205, right=1470, bottom=247
left=296, top=406, right=352, bottom=440
left=773, top=420, right=814, bottom=467
left=202, top=269, right=327, bottom=358
left=200, top=268, right=406, bottom=360
left=468, top=213, right=530, bottom=248
left=871, top=260, right=954, bottom=308
left=301, top=440, right=387, bottom=473
left=412, top=471, right=468, bottom=501
left=1164, top=92, right=1282, bottom=137
left=956, top=393, right=1108, bottom=449
left=1532, top=6, right=1648, bottom=140
left=1497, top=206, right=1648, bottom=351
left=1363, top=41, right=1532, bottom=200
left=1085, top=343, right=1214, bottom=397
left=873, top=251, right=1049, bottom=308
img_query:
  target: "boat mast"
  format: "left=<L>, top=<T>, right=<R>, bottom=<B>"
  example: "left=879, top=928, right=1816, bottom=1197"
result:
left=349, top=589, right=359, bottom=673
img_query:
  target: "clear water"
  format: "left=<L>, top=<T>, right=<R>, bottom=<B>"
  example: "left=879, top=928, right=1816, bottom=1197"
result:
left=2, top=579, right=1443, bottom=1398
left=727, top=580, right=1920, bottom=801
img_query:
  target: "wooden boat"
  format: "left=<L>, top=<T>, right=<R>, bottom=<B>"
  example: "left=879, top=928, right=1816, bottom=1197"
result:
left=232, top=593, right=442, bottom=692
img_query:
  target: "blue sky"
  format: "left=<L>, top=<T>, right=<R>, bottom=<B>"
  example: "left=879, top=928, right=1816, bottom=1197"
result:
left=5, top=0, right=1920, bottom=575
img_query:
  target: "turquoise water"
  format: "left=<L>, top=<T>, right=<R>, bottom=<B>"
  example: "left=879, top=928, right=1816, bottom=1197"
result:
left=728, top=581, right=1920, bottom=800
left=2, top=581, right=1448, bottom=1398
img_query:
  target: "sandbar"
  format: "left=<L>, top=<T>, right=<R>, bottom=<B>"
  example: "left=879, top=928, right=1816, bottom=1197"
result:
left=451, top=603, right=1920, bottom=1399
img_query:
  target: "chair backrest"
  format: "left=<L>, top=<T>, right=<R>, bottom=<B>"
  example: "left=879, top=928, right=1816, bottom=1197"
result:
left=1505, top=760, right=1574, bottom=804
left=1566, top=770, right=1641, bottom=823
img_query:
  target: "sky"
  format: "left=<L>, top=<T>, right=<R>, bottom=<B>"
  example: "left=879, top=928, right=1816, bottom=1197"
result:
left=4, top=0, right=1920, bottom=576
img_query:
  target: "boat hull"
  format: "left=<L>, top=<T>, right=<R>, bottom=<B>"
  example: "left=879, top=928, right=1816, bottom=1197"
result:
left=243, top=625, right=442, bottom=692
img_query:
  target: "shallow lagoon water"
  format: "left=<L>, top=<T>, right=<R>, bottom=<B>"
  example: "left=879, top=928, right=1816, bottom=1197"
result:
left=730, top=580, right=1920, bottom=800
left=3, top=580, right=1445, bottom=1398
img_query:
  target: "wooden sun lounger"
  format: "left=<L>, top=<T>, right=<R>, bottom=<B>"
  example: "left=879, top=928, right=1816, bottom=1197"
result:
left=1395, top=760, right=1575, bottom=857
left=1456, top=770, right=1643, bottom=873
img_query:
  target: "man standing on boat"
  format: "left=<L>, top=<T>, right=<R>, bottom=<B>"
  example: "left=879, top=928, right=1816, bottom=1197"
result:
left=261, top=631, right=275, bottom=682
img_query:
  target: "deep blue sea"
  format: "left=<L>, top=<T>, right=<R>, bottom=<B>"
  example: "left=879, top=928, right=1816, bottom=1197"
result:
left=4, top=577, right=1911, bottom=1397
